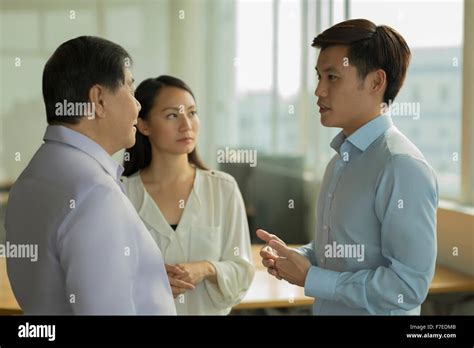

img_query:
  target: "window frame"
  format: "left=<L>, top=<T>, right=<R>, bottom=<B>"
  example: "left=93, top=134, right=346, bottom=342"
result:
left=460, top=0, right=474, bottom=206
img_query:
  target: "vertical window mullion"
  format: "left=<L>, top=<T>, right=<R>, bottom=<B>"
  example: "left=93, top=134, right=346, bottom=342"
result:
left=344, top=0, right=350, bottom=20
left=461, top=0, right=474, bottom=205
left=329, top=0, right=333, bottom=26
left=316, top=0, right=321, bottom=35
left=271, top=0, right=280, bottom=153
left=300, top=0, right=309, bottom=156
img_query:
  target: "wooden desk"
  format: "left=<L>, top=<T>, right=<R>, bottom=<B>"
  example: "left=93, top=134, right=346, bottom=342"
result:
left=235, top=269, right=313, bottom=309
left=233, top=245, right=474, bottom=310
left=233, top=245, right=313, bottom=309
left=2, top=246, right=474, bottom=314
left=0, top=258, right=20, bottom=315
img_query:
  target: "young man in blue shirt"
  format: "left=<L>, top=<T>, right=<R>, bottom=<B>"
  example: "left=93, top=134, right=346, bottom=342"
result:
left=258, top=19, right=438, bottom=315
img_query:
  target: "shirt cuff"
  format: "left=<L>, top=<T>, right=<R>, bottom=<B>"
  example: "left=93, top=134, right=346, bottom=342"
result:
left=304, top=266, right=339, bottom=301
left=294, top=248, right=306, bottom=258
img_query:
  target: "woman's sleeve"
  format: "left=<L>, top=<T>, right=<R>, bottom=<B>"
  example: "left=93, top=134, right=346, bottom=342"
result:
left=204, top=179, right=255, bottom=310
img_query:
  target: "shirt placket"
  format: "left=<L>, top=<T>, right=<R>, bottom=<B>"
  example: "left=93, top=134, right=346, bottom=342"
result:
left=318, top=142, right=350, bottom=266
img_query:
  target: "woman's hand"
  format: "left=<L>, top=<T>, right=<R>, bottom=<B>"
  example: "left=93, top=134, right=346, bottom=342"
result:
left=165, top=264, right=196, bottom=298
left=175, top=261, right=217, bottom=286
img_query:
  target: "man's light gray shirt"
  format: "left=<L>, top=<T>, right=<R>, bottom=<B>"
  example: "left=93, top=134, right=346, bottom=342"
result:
left=5, top=125, right=176, bottom=315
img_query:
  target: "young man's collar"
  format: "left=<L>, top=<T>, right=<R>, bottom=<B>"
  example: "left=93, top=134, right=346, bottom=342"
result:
left=330, top=114, right=393, bottom=153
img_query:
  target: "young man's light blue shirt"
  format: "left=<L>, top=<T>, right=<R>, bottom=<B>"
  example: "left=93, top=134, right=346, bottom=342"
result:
left=5, top=125, right=176, bottom=315
left=299, top=114, right=438, bottom=315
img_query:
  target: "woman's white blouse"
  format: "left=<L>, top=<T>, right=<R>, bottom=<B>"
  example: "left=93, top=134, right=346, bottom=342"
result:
left=121, top=169, right=254, bottom=315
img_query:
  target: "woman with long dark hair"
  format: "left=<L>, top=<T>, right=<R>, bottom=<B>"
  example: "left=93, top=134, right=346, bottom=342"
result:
left=122, top=75, right=254, bottom=315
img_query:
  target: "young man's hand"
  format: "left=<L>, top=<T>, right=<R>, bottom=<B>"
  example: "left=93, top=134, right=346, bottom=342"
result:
left=256, top=229, right=311, bottom=287
left=269, top=239, right=311, bottom=287
left=256, top=229, right=285, bottom=279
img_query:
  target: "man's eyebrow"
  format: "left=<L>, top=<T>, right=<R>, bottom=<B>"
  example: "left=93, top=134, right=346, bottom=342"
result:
left=315, top=66, right=340, bottom=73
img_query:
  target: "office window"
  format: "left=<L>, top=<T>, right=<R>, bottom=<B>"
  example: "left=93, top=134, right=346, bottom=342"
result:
left=349, top=0, right=465, bottom=199
left=276, top=0, right=302, bottom=154
left=236, top=0, right=305, bottom=155
left=236, top=0, right=274, bottom=152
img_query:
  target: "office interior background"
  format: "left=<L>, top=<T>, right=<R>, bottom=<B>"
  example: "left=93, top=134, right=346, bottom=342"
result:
left=0, top=0, right=473, bottom=315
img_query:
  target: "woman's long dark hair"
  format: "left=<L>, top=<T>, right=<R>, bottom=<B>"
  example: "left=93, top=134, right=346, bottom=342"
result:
left=123, top=75, right=208, bottom=176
